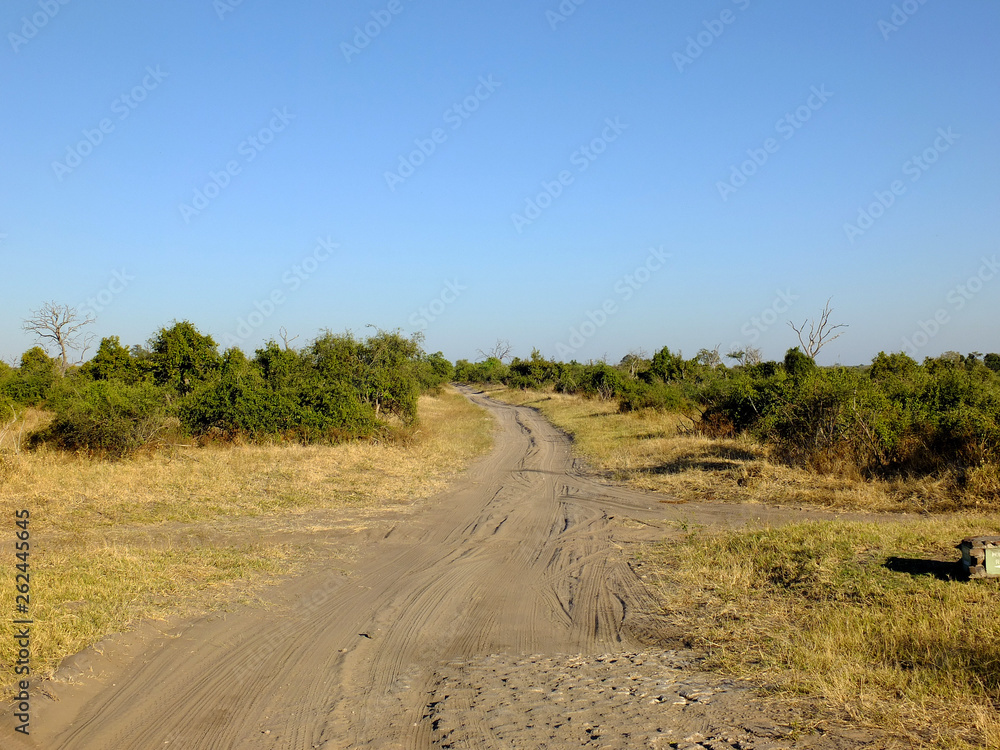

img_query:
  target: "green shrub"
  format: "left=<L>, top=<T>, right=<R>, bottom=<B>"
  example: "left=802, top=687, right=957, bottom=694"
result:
left=699, top=368, right=789, bottom=434
left=39, top=380, right=167, bottom=457
left=454, top=357, right=509, bottom=384
left=783, top=347, right=816, bottom=379
left=1, top=347, right=61, bottom=406
left=0, top=361, right=16, bottom=411
left=297, top=378, right=378, bottom=439
left=649, top=346, right=687, bottom=382
left=180, top=349, right=297, bottom=439
left=508, top=350, right=561, bottom=389
left=761, top=369, right=900, bottom=473
left=253, top=341, right=301, bottom=391
left=553, top=364, right=584, bottom=394
left=356, top=329, right=421, bottom=423
left=618, top=380, right=685, bottom=413
left=697, top=350, right=1000, bottom=483
left=415, top=351, right=454, bottom=392
left=579, top=364, right=627, bottom=400
left=148, top=321, right=220, bottom=394
left=182, top=341, right=383, bottom=442
left=83, top=336, right=146, bottom=384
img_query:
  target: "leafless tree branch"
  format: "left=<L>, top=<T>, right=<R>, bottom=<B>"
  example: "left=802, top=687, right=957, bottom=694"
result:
left=278, top=326, right=299, bottom=351
left=620, top=348, right=648, bottom=378
left=477, top=338, right=513, bottom=363
left=726, top=346, right=762, bottom=367
left=696, top=345, right=722, bottom=368
left=21, top=302, right=96, bottom=374
left=787, top=298, right=847, bottom=359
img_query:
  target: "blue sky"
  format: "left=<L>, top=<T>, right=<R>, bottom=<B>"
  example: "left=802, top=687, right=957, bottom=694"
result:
left=2, top=0, right=998, bottom=366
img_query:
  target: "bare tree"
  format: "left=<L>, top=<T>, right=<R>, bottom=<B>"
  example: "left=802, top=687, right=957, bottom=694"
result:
left=695, top=345, right=722, bottom=368
left=477, top=338, right=513, bottom=363
left=726, top=346, right=762, bottom=367
left=620, top=348, right=648, bottom=378
left=21, top=302, right=95, bottom=374
left=787, top=298, right=847, bottom=359
left=278, top=326, right=299, bottom=351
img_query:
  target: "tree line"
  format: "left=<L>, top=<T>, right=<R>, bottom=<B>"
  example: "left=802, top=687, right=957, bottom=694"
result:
left=455, top=346, right=1000, bottom=492
left=2, top=318, right=452, bottom=457
left=5, top=301, right=999, bottom=494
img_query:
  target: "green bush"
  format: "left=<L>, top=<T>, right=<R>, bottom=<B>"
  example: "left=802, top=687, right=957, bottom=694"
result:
left=699, top=368, right=789, bottom=435
left=179, top=336, right=402, bottom=442
left=356, top=329, right=421, bottom=423
left=21, top=326, right=437, bottom=451
left=579, top=364, right=627, bottom=400
left=762, top=368, right=900, bottom=473
left=554, top=362, right=585, bottom=394
left=415, top=351, right=454, bottom=392
left=618, top=380, right=685, bottom=412
left=148, top=321, right=220, bottom=394
left=783, top=347, right=816, bottom=379
left=83, top=336, right=146, bottom=384
left=696, top=350, right=1000, bottom=482
left=0, top=360, right=16, bottom=411
left=40, top=380, right=167, bottom=457
left=649, top=346, right=687, bottom=383
left=454, top=357, right=509, bottom=384
left=180, top=349, right=298, bottom=439
left=1, top=347, right=61, bottom=406
left=508, top=350, right=561, bottom=389
left=296, top=377, right=378, bottom=439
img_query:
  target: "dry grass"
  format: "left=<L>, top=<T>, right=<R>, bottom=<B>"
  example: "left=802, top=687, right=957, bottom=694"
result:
left=0, top=387, right=494, bottom=689
left=490, top=387, right=993, bottom=513
left=0, top=406, right=50, bottom=454
left=638, top=518, right=1000, bottom=750
left=0, top=390, right=494, bottom=529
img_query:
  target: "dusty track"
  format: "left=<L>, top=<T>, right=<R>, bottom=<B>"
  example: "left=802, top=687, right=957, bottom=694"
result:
left=11, top=389, right=877, bottom=749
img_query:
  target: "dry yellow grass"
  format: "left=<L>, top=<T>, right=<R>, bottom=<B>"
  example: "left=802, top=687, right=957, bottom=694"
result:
left=0, top=406, right=50, bottom=454
left=639, top=518, right=1000, bottom=750
left=0, top=387, right=494, bottom=688
left=490, top=387, right=991, bottom=513
left=1, top=392, right=494, bottom=529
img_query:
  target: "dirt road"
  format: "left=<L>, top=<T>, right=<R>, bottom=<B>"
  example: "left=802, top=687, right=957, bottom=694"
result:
left=13, top=389, right=876, bottom=749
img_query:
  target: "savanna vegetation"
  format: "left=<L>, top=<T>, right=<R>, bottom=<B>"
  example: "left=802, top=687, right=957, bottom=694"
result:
left=2, top=318, right=454, bottom=457
left=461, top=345, right=1000, bottom=509
left=4, top=302, right=999, bottom=747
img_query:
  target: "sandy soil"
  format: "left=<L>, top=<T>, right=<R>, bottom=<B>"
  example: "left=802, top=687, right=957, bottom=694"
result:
left=5, top=388, right=884, bottom=749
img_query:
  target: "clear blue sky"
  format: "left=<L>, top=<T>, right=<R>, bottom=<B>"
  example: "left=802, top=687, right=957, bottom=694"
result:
left=2, top=0, right=998, bottom=365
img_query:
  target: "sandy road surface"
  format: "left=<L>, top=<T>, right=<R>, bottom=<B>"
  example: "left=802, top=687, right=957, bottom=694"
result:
left=9, top=388, right=877, bottom=749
